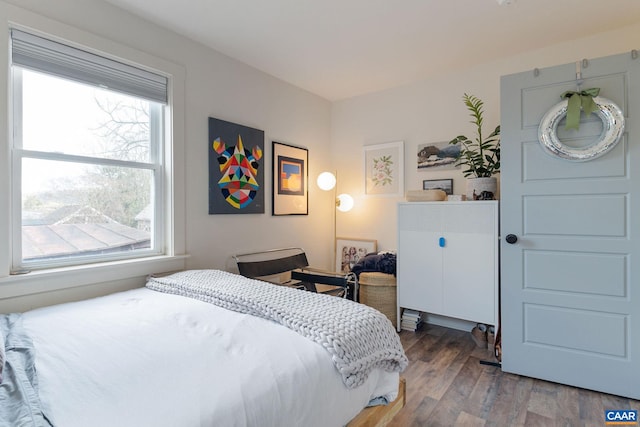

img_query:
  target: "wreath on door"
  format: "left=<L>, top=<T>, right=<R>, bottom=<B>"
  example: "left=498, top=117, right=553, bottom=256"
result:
left=538, top=88, right=625, bottom=162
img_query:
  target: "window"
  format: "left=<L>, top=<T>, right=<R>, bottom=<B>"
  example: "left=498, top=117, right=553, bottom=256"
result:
left=11, top=29, right=168, bottom=270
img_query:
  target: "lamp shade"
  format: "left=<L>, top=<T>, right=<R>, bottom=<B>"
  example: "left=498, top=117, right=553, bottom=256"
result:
left=337, top=193, right=354, bottom=212
left=317, top=171, right=337, bottom=191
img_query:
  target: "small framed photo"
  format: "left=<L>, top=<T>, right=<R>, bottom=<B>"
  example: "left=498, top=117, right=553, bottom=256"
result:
left=335, top=238, right=377, bottom=273
left=423, top=178, right=453, bottom=195
left=272, top=141, right=308, bottom=215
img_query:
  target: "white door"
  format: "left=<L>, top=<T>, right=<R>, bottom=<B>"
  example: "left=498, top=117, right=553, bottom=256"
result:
left=500, top=52, right=640, bottom=399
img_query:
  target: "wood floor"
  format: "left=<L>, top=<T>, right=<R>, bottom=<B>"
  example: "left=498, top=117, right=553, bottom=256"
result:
left=387, top=324, right=640, bottom=427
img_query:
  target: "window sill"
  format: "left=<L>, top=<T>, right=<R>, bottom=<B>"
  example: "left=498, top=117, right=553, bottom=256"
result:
left=0, top=255, right=189, bottom=299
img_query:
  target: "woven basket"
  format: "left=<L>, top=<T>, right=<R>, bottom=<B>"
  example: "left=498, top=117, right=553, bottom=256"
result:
left=359, top=272, right=397, bottom=329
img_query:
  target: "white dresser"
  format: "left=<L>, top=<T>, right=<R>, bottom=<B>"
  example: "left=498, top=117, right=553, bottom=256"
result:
left=396, top=201, right=499, bottom=331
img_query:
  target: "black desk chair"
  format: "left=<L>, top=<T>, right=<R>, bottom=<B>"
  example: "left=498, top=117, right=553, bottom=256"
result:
left=233, top=247, right=357, bottom=300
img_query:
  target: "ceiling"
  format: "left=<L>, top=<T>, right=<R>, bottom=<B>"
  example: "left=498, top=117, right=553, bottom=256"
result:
left=102, top=0, right=640, bottom=101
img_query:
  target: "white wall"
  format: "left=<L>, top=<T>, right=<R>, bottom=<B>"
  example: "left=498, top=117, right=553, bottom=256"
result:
left=0, top=0, right=334, bottom=311
left=331, top=22, right=640, bottom=251
left=2, top=0, right=639, bottom=312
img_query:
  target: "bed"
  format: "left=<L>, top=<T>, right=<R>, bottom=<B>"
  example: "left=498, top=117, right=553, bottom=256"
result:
left=0, top=269, right=407, bottom=427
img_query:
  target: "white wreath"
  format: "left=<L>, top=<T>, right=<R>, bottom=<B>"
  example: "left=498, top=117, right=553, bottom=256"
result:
left=538, top=96, right=625, bottom=162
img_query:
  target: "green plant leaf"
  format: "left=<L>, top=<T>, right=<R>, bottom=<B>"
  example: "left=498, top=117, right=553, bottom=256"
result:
left=449, top=94, right=500, bottom=178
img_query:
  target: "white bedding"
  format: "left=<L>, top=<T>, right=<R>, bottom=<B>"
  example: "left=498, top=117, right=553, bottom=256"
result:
left=21, top=287, right=399, bottom=427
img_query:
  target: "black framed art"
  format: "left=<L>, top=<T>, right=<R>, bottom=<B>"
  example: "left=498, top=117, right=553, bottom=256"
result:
left=272, top=141, right=308, bottom=215
left=422, top=178, right=453, bottom=195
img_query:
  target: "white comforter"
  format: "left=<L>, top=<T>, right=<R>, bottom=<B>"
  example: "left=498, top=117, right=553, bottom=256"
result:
left=22, top=288, right=399, bottom=427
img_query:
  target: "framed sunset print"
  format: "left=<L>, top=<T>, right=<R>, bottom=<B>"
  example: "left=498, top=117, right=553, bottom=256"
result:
left=272, top=141, right=308, bottom=215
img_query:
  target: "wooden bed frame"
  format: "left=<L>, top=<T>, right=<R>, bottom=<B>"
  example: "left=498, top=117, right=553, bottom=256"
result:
left=348, top=377, right=406, bottom=427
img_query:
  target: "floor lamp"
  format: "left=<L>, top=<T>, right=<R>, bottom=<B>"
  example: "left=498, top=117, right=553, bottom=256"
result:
left=317, top=171, right=354, bottom=271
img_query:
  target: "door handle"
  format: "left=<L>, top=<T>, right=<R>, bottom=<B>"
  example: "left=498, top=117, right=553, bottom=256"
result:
left=505, top=234, right=518, bottom=244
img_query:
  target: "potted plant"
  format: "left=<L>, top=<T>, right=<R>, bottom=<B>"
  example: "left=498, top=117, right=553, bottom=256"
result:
left=449, top=93, right=500, bottom=200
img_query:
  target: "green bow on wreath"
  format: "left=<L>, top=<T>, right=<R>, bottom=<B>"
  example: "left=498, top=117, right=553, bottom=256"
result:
left=560, top=88, right=600, bottom=131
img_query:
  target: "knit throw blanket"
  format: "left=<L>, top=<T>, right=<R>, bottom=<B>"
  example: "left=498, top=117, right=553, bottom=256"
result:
left=146, top=269, right=407, bottom=389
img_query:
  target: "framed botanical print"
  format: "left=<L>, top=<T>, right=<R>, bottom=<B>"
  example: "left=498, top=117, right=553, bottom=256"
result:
left=364, top=141, right=404, bottom=196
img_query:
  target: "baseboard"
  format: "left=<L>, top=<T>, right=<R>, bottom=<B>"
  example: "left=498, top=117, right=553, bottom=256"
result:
left=423, top=313, right=476, bottom=332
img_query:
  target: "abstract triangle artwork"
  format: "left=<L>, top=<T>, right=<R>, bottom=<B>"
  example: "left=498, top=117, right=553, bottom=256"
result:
left=208, top=117, right=264, bottom=214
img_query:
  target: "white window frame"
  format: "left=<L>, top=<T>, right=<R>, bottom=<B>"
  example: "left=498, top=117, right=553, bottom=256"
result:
left=0, top=12, right=186, bottom=300
left=11, top=68, right=166, bottom=270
